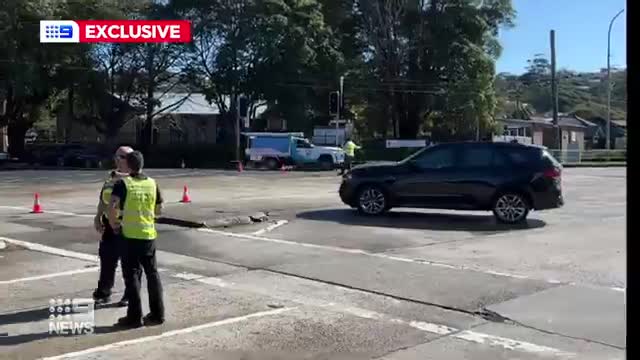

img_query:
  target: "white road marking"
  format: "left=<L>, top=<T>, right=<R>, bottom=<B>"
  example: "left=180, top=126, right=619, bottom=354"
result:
left=0, top=205, right=94, bottom=218
left=0, top=206, right=625, bottom=292
left=251, top=220, right=289, bottom=235
left=40, top=307, right=296, bottom=360
left=0, top=237, right=99, bottom=263
left=0, top=267, right=99, bottom=285
left=454, top=331, right=576, bottom=357
left=173, top=273, right=576, bottom=357
left=172, top=272, right=205, bottom=281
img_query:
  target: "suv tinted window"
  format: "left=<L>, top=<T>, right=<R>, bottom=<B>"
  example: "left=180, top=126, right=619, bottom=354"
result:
left=502, top=147, right=539, bottom=165
left=458, top=145, right=493, bottom=168
left=413, top=146, right=456, bottom=169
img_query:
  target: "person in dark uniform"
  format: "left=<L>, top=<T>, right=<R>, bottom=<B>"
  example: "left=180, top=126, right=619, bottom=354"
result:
left=92, top=146, right=133, bottom=307
left=108, top=151, right=165, bottom=328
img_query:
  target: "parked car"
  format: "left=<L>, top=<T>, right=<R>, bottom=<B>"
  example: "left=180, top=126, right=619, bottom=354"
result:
left=244, top=132, right=345, bottom=170
left=339, top=142, right=564, bottom=224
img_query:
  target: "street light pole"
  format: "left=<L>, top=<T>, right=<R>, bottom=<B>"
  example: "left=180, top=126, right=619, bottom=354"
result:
left=607, top=8, right=624, bottom=150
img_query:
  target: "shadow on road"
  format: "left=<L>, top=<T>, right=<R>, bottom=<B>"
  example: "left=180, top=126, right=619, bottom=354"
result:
left=297, top=209, right=546, bottom=232
left=0, top=308, right=50, bottom=326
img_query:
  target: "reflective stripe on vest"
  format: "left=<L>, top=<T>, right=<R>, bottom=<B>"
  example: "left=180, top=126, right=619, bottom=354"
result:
left=121, top=177, right=157, bottom=240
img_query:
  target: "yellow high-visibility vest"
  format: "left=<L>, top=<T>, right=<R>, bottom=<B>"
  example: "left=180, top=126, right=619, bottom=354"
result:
left=343, top=141, right=360, bottom=157
left=100, top=171, right=127, bottom=219
left=121, top=176, right=157, bottom=240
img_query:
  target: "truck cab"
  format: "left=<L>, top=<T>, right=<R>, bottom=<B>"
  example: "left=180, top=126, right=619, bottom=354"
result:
left=244, top=132, right=345, bottom=170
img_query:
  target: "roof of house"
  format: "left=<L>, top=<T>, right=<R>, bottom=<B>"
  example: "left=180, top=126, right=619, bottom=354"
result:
left=154, top=93, right=223, bottom=116
left=112, top=92, right=267, bottom=117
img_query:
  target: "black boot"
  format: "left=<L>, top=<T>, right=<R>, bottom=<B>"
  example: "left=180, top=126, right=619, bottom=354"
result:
left=143, top=313, right=165, bottom=326
left=92, top=289, right=111, bottom=306
left=115, top=316, right=143, bottom=328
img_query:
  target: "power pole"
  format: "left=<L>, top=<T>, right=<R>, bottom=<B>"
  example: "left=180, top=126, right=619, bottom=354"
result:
left=607, top=9, right=624, bottom=150
left=550, top=30, right=560, bottom=149
left=336, top=75, right=344, bottom=146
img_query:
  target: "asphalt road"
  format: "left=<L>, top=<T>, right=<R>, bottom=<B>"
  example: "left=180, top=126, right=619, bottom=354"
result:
left=0, top=167, right=626, bottom=359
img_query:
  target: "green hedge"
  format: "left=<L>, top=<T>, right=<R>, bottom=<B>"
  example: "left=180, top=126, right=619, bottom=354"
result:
left=354, top=139, right=423, bottom=162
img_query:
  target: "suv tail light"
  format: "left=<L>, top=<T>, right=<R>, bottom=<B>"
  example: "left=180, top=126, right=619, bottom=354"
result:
left=543, top=168, right=561, bottom=179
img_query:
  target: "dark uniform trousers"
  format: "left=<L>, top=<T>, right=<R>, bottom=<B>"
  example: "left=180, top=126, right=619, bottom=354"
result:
left=95, top=217, right=125, bottom=298
left=121, top=238, right=164, bottom=320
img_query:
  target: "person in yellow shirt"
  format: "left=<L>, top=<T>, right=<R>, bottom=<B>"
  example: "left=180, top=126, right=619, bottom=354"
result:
left=341, top=138, right=361, bottom=175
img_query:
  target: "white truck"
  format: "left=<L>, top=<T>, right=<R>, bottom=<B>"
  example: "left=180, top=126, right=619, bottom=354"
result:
left=244, top=132, right=345, bottom=170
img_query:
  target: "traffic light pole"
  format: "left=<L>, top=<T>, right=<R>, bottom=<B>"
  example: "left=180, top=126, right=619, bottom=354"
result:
left=236, top=94, right=241, bottom=163
left=336, top=76, right=344, bottom=146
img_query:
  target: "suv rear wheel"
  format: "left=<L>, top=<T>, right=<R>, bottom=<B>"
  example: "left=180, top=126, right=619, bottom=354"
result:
left=356, top=185, right=389, bottom=215
left=492, top=192, right=530, bottom=224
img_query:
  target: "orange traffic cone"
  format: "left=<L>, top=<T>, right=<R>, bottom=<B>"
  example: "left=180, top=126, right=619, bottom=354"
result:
left=31, top=193, right=43, bottom=214
left=237, top=161, right=244, bottom=173
left=180, top=185, right=192, bottom=203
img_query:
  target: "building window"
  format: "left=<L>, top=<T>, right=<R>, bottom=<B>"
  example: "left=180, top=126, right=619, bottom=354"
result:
left=570, top=131, right=577, bottom=143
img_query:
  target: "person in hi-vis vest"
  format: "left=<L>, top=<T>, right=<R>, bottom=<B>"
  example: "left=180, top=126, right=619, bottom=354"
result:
left=92, top=146, right=133, bottom=307
left=341, top=138, right=361, bottom=175
left=109, top=151, right=165, bottom=328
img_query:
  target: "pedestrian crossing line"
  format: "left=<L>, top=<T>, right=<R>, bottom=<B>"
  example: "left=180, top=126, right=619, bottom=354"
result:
left=176, top=272, right=578, bottom=358
left=39, top=307, right=296, bottom=360
left=0, top=266, right=99, bottom=285
left=250, top=220, right=289, bottom=235
left=0, top=236, right=99, bottom=263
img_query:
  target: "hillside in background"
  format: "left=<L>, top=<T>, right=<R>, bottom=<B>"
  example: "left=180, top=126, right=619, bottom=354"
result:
left=495, top=55, right=627, bottom=122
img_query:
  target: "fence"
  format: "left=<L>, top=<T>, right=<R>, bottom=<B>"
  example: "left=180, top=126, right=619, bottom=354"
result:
left=548, top=149, right=626, bottom=164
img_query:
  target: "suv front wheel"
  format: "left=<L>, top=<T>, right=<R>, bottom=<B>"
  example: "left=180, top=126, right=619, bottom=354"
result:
left=492, top=192, right=530, bottom=224
left=356, top=185, right=389, bottom=215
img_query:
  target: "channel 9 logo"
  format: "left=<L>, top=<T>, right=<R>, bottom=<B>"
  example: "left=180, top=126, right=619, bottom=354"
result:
left=48, top=298, right=95, bottom=335
left=40, top=21, right=80, bottom=43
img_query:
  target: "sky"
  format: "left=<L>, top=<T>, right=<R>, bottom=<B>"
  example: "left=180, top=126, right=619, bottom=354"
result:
left=496, top=0, right=627, bottom=74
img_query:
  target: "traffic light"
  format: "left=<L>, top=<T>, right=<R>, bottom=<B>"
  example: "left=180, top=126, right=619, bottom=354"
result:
left=239, top=96, right=249, bottom=118
left=329, top=91, right=339, bottom=115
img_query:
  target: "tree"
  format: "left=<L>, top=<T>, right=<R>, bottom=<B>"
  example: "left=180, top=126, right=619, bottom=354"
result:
left=0, top=0, right=65, bottom=155
left=355, top=0, right=515, bottom=139
left=179, top=0, right=341, bottom=138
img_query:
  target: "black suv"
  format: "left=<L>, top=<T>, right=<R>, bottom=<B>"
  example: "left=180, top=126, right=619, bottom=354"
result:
left=339, top=142, right=563, bottom=224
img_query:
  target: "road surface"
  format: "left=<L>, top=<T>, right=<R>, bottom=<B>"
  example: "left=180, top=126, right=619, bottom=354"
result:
left=0, top=167, right=626, bottom=359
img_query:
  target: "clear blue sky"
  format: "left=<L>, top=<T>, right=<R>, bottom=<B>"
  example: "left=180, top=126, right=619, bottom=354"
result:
left=496, top=0, right=627, bottom=74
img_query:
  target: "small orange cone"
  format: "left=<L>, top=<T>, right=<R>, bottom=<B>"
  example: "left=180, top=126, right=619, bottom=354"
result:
left=180, top=185, right=191, bottom=203
left=31, top=193, right=43, bottom=214
left=237, top=161, right=244, bottom=173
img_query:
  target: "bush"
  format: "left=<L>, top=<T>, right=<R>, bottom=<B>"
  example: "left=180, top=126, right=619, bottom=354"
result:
left=354, top=139, right=424, bottom=162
